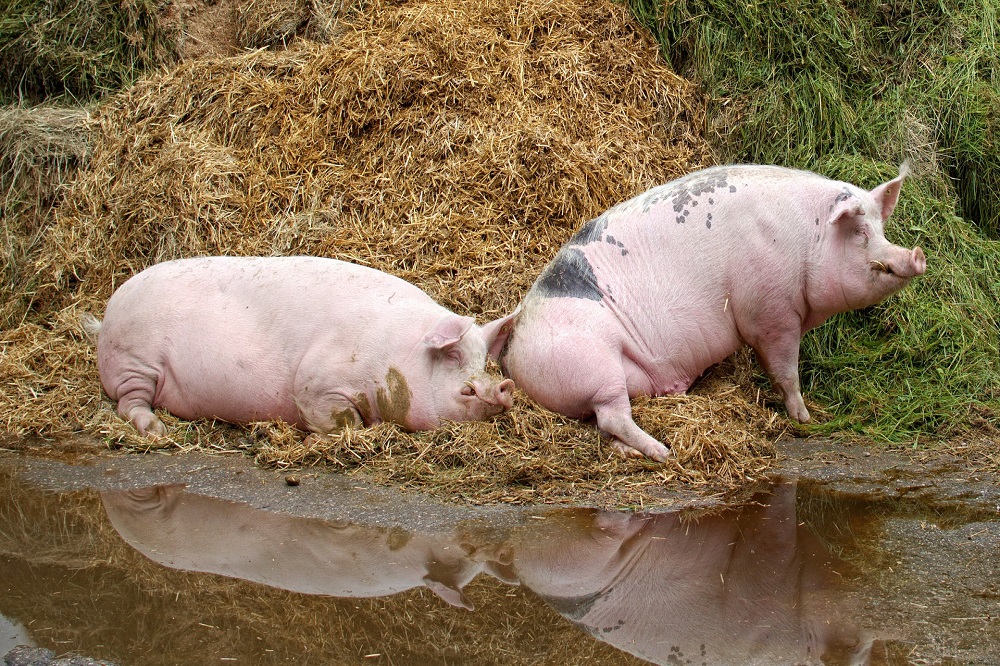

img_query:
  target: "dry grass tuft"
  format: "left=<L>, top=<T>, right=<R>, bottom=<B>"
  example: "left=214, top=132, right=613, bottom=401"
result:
left=0, top=0, right=795, bottom=504
left=0, top=106, right=91, bottom=327
left=0, top=105, right=91, bottom=212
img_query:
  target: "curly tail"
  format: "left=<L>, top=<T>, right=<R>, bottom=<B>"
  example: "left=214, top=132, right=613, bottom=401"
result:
left=81, top=313, right=102, bottom=343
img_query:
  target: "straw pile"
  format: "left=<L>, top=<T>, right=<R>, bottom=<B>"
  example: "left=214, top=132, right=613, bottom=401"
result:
left=1, top=0, right=795, bottom=505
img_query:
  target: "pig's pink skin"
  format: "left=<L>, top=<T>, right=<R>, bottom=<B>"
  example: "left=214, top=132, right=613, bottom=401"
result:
left=95, top=256, right=515, bottom=437
left=502, top=164, right=926, bottom=461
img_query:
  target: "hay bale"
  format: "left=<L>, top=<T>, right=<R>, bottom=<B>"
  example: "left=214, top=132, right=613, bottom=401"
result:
left=0, top=0, right=793, bottom=504
left=0, top=105, right=91, bottom=329
left=0, top=105, right=91, bottom=212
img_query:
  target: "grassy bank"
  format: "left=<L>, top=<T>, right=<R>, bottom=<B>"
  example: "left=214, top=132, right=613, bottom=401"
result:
left=626, top=0, right=1000, bottom=442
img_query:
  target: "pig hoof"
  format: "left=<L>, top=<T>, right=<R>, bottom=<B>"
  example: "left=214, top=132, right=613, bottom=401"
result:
left=610, top=438, right=673, bottom=462
left=144, top=419, right=167, bottom=438
left=130, top=410, right=167, bottom=438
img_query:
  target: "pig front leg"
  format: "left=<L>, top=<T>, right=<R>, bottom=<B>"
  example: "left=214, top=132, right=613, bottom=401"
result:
left=294, top=392, right=366, bottom=434
left=747, top=326, right=810, bottom=422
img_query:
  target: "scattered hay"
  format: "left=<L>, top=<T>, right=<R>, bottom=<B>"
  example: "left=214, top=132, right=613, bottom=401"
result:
left=246, top=379, right=785, bottom=507
left=0, top=0, right=799, bottom=504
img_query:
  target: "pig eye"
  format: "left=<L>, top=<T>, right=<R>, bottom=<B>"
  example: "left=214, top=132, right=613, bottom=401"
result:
left=444, top=349, right=464, bottom=365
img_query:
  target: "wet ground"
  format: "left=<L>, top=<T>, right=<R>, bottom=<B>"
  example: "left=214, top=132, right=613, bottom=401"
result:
left=0, top=439, right=997, bottom=665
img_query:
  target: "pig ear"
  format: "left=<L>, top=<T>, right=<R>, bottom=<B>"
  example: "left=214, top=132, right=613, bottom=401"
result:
left=868, top=160, right=909, bottom=221
left=480, top=309, right=518, bottom=360
left=828, top=198, right=865, bottom=227
left=423, top=575, right=475, bottom=610
left=422, top=314, right=475, bottom=349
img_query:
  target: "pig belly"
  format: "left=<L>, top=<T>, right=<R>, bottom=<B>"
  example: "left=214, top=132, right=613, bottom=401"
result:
left=508, top=298, right=742, bottom=415
left=98, top=314, right=306, bottom=427
left=153, top=346, right=302, bottom=426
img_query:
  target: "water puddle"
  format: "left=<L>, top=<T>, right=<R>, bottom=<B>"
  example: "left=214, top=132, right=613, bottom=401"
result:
left=0, top=449, right=997, bottom=665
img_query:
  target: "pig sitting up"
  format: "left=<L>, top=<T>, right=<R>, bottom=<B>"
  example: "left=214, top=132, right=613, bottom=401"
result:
left=501, top=164, right=926, bottom=461
left=89, top=256, right=515, bottom=437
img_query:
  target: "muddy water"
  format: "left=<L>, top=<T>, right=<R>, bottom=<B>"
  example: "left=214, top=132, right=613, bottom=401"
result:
left=0, top=444, right=998, bottom=665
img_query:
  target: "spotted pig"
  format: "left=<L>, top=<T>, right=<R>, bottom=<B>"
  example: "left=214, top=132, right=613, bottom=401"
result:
left=501, top=164, right=926, bottom=460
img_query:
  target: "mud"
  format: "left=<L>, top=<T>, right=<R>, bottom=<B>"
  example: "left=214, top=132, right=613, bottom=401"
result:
left=0, top=438, right=997, bottom=664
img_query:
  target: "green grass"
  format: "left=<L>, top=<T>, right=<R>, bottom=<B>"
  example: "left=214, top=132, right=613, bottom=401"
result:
left=0, top=0, right=177, bottom=104
left=625, top=0, right=1000, bottom=441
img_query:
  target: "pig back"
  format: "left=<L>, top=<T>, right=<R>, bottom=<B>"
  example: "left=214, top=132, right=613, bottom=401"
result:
left=516, top=167, right=824, bottom=382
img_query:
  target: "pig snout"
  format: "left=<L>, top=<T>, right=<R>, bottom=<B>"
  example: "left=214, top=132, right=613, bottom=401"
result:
left=464, top=376, right=515, bottom=411
left=871, top=246, right=926, bottom=279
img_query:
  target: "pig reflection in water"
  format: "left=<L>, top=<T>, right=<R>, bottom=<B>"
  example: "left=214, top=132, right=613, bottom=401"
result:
left=100, top=485, right=508, bottom=609
left=504, top=481, right=872, bottom=665
left=102, top=482, right=872, bottom=664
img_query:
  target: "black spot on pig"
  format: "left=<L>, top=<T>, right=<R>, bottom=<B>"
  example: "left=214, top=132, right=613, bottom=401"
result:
left=567, top=214, right=609, bottom=247
left=706, top=213, right=713, bottom=229
left=665, top=170, right=734, bottom=220
left=533, top=248, right=603, bottom=301
left=605, top=235, right=628, bottom=255
left=641, top=190, right=667, bottom=212
left=835, top=187, right=854, bottom=203
left=541, top=590, right=602, bottom=621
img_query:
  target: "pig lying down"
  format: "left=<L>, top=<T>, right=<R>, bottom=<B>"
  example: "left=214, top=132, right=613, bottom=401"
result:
left=502, top=164, right=926, bottom=461
left=90, top=256, right=514, bottom=437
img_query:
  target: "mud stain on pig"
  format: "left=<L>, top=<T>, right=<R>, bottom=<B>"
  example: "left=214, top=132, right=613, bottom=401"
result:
left=375, top=368, right=412, bottom=427
left=353, top=393, right=372, bottom=423
left=329, top=408, right=361, bottom=431
left=386, top=526, right=411, bottom=551
left=532, top=248, right=603, bottom=302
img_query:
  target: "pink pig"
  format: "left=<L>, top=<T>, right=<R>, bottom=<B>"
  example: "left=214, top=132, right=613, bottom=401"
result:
left=90, top=256, right=514, bottom=437
left=501, top=164, right=926, bottom=461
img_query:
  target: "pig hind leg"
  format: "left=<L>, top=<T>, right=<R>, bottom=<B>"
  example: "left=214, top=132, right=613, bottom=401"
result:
left=535, top=345, right=672, bottom=461
left=113, top=375, right=167, bottom=437
left=593, top=389, right=673, bottom=462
